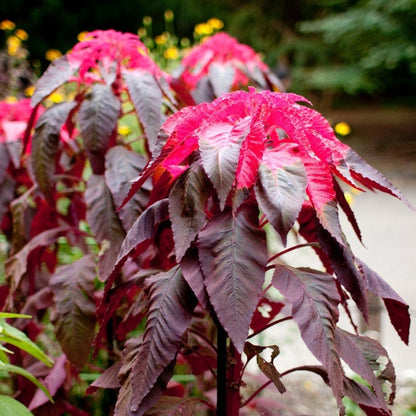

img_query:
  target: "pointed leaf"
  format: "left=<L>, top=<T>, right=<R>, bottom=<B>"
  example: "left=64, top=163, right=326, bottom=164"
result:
left=199, top=116, right=252, bottom=209
left=198, top=203, right=267, bottom=352
left=31, top=56, right=78, bottom=106
left=50, top=256, right=97, bottom=369
left=335, top=328, right=395, bottom=409
left=105, top=146, right=149, bottom=230
left=145, top=397, right=202, bottom=416
left=123, top=69, right=163, bottom=154
left=255, top=144, right=306, bottom=245
left=32, top=101, right=77, bottom=201
left=169, top=163, right=210, bottom=261
left=208, top=63, right=235, bottom=97
left=358, top=261, right=410, bottom=345
left=130, top=266, right=197, bottom=413
left=85, top=174, right=125, bottom=280
left=0, top=395, right=34, bottom=415
left=79, top=83, right=120, bottom=174
left=271, top=264, right=344, bottom=407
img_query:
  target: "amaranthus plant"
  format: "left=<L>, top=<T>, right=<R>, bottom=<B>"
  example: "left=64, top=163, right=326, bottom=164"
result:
left=0, top=25, right=412, bottom=416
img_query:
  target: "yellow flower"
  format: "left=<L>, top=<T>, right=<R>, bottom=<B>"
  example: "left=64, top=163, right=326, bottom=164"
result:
left=155, top=33, right=168, bottom=45
left=5, top=96, right=18, bottom=103
left=49, top=92, right=64, bottom=103
left=143, top=16, right=152, bottom=26
left=77, top=31, right=89, bottom=42
left=164, top=46, right=179, bottom=60
left=334, top=121, right=351, bottom=136
left=194, top=23, right=213, bottom=36
left=0, top=20, right=15, bottom=31
left=15, top=29, right=28, bottom=41
left=24, top=86, right=35, bottom=97
left=137, top=27, right=146, bottom=38
left=45, top=49, right=62, bottom=61
left=164, top=10, right=174, bottom=22
left=7, top=36, right=21, bottom=56
left=118, top=125, right=131, bottom=136
left=207, top=18, right=224, bottom=30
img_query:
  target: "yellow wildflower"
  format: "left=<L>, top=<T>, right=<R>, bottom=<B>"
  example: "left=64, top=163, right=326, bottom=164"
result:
left=194, top=23, right=213, bottom=36
left=207, top=18, right=224, bottom=30
left=137, top=27, right=146, bottom=38
left=7, top=36, right=21, bottom=56
left=164, top=10, right=174, bottom=22
left=77, top=31, right=89, bottom=42
left=15, top=29, right=28, bottom=41
left=143, top=16, right=152, bottom=26
left=0, top=20, right=15, bottom=31
left=118, top=125, right=131, bottom=136
left=334, top=121, right=351, bottom=136
left=155, top=33, right=168, bottom=45
left=49, top=92, right=64, bottom=103
left=24, top=86, right=35, bottom=97
left=45, top=49, right=62, bottom=61
left=5, top=96, right=18, bottom=103
left=164, top=46, right=179, bottom=60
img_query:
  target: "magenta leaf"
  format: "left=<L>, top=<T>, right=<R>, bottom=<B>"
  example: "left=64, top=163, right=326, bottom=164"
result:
left=272, top=264, right=344, bottom=407
left=335, top=328, right=395, bottom=410
left=358, top=261, right=410, bottom=344
left=105, top=146, right=149, bottom=230
left=129, top=266, right=197, bottom=414
left=123, top=69, right=164, bottom=154
left=255, top=144, right=306, bottom=245
left=199, top=115, right=254, bottom=209
left=78, top=83, right=120, bottom=174
left=31, top=56, right=78, bottom=106
left=198, top=202, right=267, bottom=352
left=85, top=174, right=125, bottom=280
left=169, top=162, right=211, bottom=261
left=50, top=256, right=97, bottom=369
left=32, top=101, right=77, bottom=201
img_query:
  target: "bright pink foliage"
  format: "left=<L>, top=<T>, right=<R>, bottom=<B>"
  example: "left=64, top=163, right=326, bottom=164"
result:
left=0, top=99, right=34, bottom=143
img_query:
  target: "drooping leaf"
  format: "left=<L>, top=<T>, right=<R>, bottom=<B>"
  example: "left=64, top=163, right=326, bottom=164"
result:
left=129, top=266, right=197, bottom=414
left=198, top=203, right=267, bottom=352
left=198, top=115, right=252, bottom=209
left=255, top=144, right=306, bottom=245
left=207, top=63, right=235, bottom=97
left=85, top=174, right=125, bottom=280
left=358, top=261, right=410, bottom=345
left=271, top=264, right=345, bottom=408
left=32, top=101, right=77, bottom=201
left=169, top=162, right=211, bottom=261
left=50, top=256, right=97, bottom=369
left=78, top=83, right=120, bottom=174
left=180, top=247, right=209, bottom=308
left=31, top=56, right=78, bottom=106
left=335, top=328, right=395, bottom=410
left=105, top=146, right=149, bottom=230
left=123, top=69, right=163, bottom=154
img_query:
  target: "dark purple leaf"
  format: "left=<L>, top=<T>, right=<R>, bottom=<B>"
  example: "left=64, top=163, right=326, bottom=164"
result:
left=144, top=397, right=202, bottom=416
left=169, top=163, right=211, bottom=261
left=255, top=145, right=306, bottom=245
left=78, top=83, right=120, bottom=174
left=335, top=328, right=395, bottom=409
left=0, top=143, right=10, bottom=184
left=85, top=174, right=125, bottom=280
left=50, top=256, right=97, bottom=369
left=129, top=266, right=197, bottom=414
left=272, top=264, right=344, bottom=408
left=358, top=261, right=410, bottom=345
left=31, top=56, right=78, bottom=106
left=105, top=146, right=149, bottom=230
left=198, top=203, right=267, bottom=352
left=86, top=360, right=121, bottom=394
left=32, top=101, right=77, bottom=201
left=208, top=63, right=235, bottom=97
left=180, top=247, right=209, bottom=308
left=0, top=174, right=15, bottom=225
left=123, top=69, right=163, bottom=154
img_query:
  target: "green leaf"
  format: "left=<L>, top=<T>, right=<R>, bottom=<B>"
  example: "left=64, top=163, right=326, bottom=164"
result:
left=0, top=395, right=34, bottom=416
left=0, top=321, right=53, bottom=367
left=0, top=363, right=52, bottom=402
left=0, top=313, right=31, bottom=319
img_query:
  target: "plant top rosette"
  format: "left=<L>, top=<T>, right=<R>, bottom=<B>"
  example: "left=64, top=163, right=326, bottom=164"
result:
left=175, top=33, right=283, bottom=102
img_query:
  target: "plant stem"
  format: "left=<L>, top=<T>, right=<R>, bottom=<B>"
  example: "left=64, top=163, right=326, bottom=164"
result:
left=217, top=324, right=227, bottom=416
